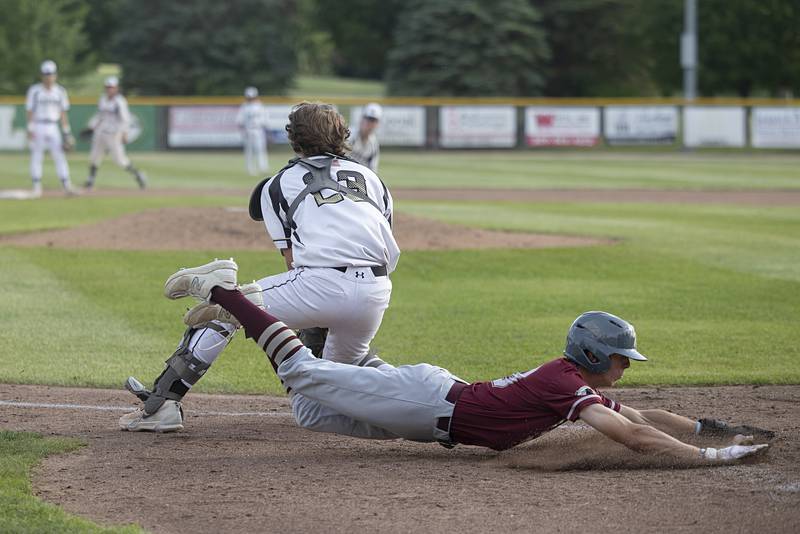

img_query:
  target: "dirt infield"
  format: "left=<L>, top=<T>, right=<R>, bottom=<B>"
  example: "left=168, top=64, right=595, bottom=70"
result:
left=0, top=207, right=612, bottom=251
left=0, top=383, right=797, bottom=533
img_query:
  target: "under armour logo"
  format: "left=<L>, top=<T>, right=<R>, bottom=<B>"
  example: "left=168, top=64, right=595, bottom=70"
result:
left=355, top=272, right=365, bottom=278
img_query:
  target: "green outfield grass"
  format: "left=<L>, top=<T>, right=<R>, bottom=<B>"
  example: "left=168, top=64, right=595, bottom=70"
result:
left=0, top=431, right=143, bottom=533
left=0, top=150, right=799, bottom=394
left=1, top=149, right=799, bottom=193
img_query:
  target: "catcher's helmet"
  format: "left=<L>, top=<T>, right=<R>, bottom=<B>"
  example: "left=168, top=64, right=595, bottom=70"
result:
left=564, top=311, right=647, bottom=373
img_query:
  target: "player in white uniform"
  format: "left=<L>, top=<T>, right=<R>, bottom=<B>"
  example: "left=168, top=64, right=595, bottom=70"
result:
left=348, top=102, right=381, bottom=171
left=119, top=102, right=400, bottom=431
left=236, top=86, right=269, bottom=176
left=84, top=76, right=147, bottom=190
left=25, top=60, right=76, bottom=197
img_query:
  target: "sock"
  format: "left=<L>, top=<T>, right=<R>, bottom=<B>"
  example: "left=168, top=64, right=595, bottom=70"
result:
left=87, top=165, right=97, bottom=185
left=210, top=287, right=305, bottom=369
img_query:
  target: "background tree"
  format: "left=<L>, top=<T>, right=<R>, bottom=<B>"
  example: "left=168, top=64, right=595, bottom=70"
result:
left=310, top=0, right=403, bottom=79
left=534, top=0, right=658, bottom=97
left=386, top=0, right=549, bottom=96
left=111, top=0, right=297, bottom=95
left=0, top=0, right=93, bottom=94
left=639, top=0, right=800, bottom=97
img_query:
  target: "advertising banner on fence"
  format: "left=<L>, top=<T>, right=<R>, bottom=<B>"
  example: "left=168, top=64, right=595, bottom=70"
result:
left=439, top=106, right=516, bottom=148
left=168, top=105, right=292, bottom=148
left=524, top=107, right=600, bottom=146
left=751, top=107, right=800, bottom=148
left=683, top=106, right=746, bottom=147
left=0, top=105, right=27, bottom=150
left=603, top=106, right=678, bottom=145
left=350, top=106, right=426, bottom=146
left=0, top=104, right=157, bottom=151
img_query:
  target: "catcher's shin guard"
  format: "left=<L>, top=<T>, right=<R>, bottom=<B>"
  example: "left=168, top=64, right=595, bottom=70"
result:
left=140, top=323, right=234, bottom=414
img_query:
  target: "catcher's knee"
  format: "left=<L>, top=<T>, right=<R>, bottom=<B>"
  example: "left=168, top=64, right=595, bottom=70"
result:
left=144, top=323, right=235, bottom=414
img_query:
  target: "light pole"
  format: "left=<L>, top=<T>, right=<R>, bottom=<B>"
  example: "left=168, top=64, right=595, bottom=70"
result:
left=681, top=0, right=698, bottom=101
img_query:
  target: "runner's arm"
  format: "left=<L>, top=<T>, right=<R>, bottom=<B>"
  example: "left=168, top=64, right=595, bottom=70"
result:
left=618, top=405, right=697, bottom=436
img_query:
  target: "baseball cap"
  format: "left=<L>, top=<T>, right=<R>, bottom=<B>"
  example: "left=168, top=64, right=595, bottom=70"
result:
left=104, top=76, right=119, bottom=87
left=244, top=86, right=259, bottom=98
left=40, top=60, right=57, bottom=75
left=362, top=103, right=382, bottom=120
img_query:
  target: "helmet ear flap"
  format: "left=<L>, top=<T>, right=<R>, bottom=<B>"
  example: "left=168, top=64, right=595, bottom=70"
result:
left=583, top=349, right=600, bottom=365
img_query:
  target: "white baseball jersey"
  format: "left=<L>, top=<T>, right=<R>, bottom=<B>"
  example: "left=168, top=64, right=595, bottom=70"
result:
left=25, top=83, right=70, bottom=122
left=260, top=156, right=399, bottom=272
left=348, top=131, right=380, bottom=171
left=88, top=94, right=131, bottom=134
left=236, top=101, right=267, bottom=131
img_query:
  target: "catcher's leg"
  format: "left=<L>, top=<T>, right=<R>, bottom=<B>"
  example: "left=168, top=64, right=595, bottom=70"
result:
left=119, top=321, right=236, bottom=432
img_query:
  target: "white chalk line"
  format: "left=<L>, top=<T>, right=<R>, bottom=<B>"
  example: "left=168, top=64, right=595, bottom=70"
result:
left=0, top=400, right=292, bottom=418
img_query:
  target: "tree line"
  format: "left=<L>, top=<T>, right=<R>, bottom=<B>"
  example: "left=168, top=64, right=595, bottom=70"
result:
left=1, top=0, right=797, bottom=97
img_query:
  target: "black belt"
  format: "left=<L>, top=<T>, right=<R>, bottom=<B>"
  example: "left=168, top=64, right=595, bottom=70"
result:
left=435, top=381, right=468, bottom=438
left=332, top=265, right=387, bottom=277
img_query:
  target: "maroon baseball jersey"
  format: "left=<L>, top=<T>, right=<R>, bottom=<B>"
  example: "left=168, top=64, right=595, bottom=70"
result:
left=450, top=358, right=621, bottom=451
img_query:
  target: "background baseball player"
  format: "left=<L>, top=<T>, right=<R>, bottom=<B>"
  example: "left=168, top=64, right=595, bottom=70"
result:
left=236, top=86, right=269, bottom=176
left=131, top=261, right=773, bottom=466
left=83, top=76, right=147, bottom=190
left=348, top=102, right=381, bottom=171
left=25, top=60, right=77, bottom=197
left=119, top=102, right=399, bottom=431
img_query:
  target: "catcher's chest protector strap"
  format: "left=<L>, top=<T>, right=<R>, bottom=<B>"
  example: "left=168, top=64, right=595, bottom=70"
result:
left=248, top=155, right=383, bottom=226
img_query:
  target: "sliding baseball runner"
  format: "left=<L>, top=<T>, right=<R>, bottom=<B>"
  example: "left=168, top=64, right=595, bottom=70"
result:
left=127, top=258, right=773, bottom=466
left=120, top=102, right=399, bottom=431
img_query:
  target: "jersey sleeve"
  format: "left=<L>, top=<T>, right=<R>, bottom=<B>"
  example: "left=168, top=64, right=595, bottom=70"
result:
left=25, top=86, right=36, bottom=111
left=541, top=375, right=609, bottom=423
left=118, top=96, right=131, bottom=132
left=260, top=176, right=291, bottom=250
left=61, top=87, right=70, bottom=110
left=235, top=105, right=245, bottom=127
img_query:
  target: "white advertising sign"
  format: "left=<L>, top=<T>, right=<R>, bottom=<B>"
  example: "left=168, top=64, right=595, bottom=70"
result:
left=683, top=107, right=746, bottom=147
left=751, top=107, right=800, bottom=148
left=350, top=106, right=426, bottom=146
left=439, top=106, right=516, bottom=148
left=525, top=107, right=600, bottom=146
left=168, top=105, right=292, bottom=147
left=604, top=106, right=678, bottom=145
left=0, top=105, right=27, bottom=150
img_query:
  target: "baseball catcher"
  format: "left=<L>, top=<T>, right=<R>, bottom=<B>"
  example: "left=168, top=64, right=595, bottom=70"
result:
left=122, top=258, right=773, bottom=465
left=119, top=102, right=399, bottom=432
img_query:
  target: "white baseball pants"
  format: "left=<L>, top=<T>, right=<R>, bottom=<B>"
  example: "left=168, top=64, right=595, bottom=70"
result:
left=188, top=266, right=392, bottom=367
left=90, top=130, right=130, bottom=167
left=282, top=348, right=458, bottom=442
left=29, top=122, right=70, bottom=184
left=243, top=128, right=268, bottom=175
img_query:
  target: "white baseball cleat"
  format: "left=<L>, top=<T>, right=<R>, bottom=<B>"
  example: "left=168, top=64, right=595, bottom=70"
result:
left=164, top=258, right=238, bottom=301
left=182, top=281, right=264, bottom=328
left=118, top=400, right=184, bottom=432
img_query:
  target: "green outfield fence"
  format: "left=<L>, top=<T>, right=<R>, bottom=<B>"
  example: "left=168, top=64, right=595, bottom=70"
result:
left=1, top=96, right=798, bottom=151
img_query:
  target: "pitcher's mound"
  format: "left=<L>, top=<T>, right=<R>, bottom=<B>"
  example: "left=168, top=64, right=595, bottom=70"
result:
left=1, top=207, right=613, bottom=251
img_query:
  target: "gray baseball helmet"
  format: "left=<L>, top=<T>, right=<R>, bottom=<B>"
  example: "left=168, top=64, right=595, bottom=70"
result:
left=564, top=311, right=647, bottom=373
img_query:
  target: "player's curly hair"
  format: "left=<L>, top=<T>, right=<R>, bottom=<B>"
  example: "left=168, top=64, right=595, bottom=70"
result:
left=286, top=102, right=351, bottom=157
